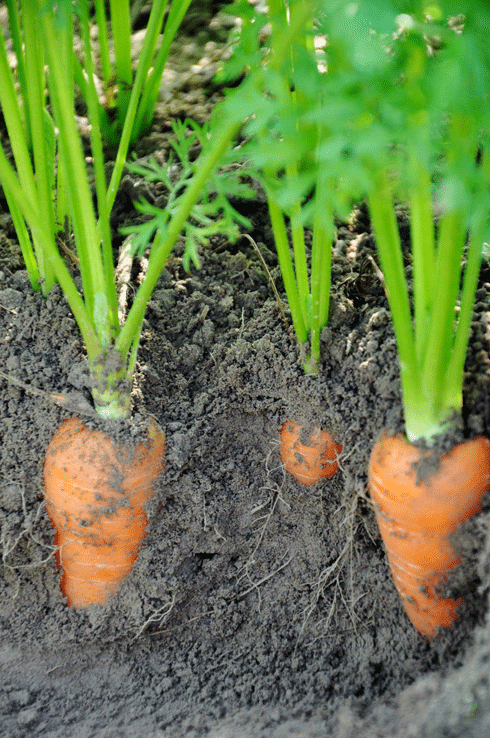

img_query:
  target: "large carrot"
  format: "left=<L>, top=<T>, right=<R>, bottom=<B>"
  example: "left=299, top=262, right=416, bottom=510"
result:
left=280, top=420, right=342, bottom=486
left=369, top=432, right=490, bottom=638
left=43, top=416, right=165, bottom=608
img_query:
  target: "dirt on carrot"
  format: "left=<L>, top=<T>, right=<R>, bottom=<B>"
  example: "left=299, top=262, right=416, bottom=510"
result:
left=280, top=420, right=343, bottom=486
left=368, top=431, right=490, bottom=638
left=42, top=416, right=165, bottom=608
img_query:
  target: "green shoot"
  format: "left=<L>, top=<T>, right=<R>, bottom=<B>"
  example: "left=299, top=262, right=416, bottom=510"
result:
left=76, top=0, right=193, bottom=147
left=222, top=0, right=352, bottom=374
left=0, top=0, right=243, bottom=419
left=364, top=5, right=490, bottom=443
left=121, top=120, right=254, bottom=273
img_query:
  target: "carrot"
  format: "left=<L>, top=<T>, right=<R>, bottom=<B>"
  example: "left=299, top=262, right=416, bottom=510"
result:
left=280, top=420, right=342, bottom=486
left=43, top=416, right=165, bottom=608
left=368, top=432, right=490, bottom=638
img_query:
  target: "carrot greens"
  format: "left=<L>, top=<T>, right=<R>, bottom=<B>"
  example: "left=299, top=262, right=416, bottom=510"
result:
left=223, top=0, right=490, bottom=440
left=75, top=0, right=193, bottom=147
left=121, top=120, right=254, bottom=274
left=231, top=0, right=336, bottom=374
left=363, top=5, right=490, bottom=443
left=0, top=0, right=244, bottom=419
left=221, top=0, right=385, bottom=373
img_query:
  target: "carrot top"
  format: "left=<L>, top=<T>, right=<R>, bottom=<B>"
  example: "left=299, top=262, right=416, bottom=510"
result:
left=363, top=6, right=490, bottom=443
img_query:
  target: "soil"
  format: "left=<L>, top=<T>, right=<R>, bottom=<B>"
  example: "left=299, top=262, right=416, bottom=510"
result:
left=3, top=4, right=490, bottom=738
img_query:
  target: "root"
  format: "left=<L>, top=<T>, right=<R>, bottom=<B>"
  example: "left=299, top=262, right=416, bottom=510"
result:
left=296, top=538, right=350, bottom=645
left=1, top=478, right=57, bottom=598
left=133, top=592, right=177, bottom=639
left=242, top=234, right=289, bottom=328
left=296, top=492, right=367, bottom=646
left=235, top=448, right=292, bottom=610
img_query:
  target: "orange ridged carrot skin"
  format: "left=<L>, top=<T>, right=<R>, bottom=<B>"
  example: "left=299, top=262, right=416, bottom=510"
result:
left=43, top=417, right=165, bottom=608
left=369, top=432, right=490, bottom=638
left=280, top=421, right=342, bottom=486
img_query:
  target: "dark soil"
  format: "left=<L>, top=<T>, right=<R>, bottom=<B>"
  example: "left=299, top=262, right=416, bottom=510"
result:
left=2, top=4, right=490, bottom=738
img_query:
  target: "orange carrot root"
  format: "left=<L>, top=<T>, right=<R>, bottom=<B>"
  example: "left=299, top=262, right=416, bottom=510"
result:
left=280, top=420, right=342, bottom=486
left=369, top=432, right=490, bottom=638
left=43, top=417, right=165, bottom=608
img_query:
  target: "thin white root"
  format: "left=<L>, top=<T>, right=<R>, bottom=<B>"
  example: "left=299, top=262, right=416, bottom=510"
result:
left=235, top=448, right=291, bottom=610
left=1, top=480, right=57, bottom=601
left=133, top=592, right=177, bottom=639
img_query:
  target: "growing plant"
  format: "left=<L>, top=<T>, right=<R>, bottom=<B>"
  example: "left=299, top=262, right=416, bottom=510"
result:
left=364, top=8, right=490, bottom=446
left=224, top=0, right=335, bottom=375
left=226, top=0, right=490, bottom=630
left=232, top=0, right=490, bottom=437
left=343, top=3, right=490, bottom=635
left=75, top=0, right=194, bottom=147
left=0, top=0, right=244, bottom=419
left=0, top=0, right=248, bottom=606
left=218, top=0, right=368, bottom=483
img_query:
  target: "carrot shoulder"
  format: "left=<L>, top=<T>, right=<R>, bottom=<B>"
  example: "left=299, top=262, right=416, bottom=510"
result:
left=280, top=420, right=342, bottom=486
left=369, top=432, right=490, bottom=638
left=43, top=417, right=165, bottom=608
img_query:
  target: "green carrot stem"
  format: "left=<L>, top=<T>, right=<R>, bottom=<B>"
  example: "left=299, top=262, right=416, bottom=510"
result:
left=267, top=195, right=309, bottom=347
left=287, top=165, right=309, bottom=329
left=94, top=0, right=112, bottom=84
left=267, top=0, right=288, bottom=28
left=0, top=24, right=38, bottom=205
left=409, top=151, right=435, bottom=361
left=40, top=2, right=113, bottom=346
left=5, top=0, right=30, bottom=145
left=0, top=143, right=99, bottom=359
left=109, top=0, right=133, bottom=129
left=78, top=1, right=119, bottom=340
left=0, top=20, right=44, bottom=290
left=53, top=0, right=74, bottom=233
left=104, top=3, right=176, bottom=217
left=21, top=0, right=55, bottom=292
left=421, top=210, right=465, bottom=409
left=368, top=173, right=437, bottom=441
left=268, top=0, right=316, bottom=75
left=132, top=0, right=189, bottom=142
left=443, top=216, right=486, bottom=412
left=116, top=118, right=244, bottom=358
left=307, top=178, right=333, bottom=372
left=444, top=131, right=490, bottom=408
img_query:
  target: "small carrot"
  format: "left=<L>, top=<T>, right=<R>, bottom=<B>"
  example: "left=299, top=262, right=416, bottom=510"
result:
left=280, top=420, right=342, bottom=486
left=369, top=432, right=490, bottom=638
left=43, top=416, right=165, bottom=608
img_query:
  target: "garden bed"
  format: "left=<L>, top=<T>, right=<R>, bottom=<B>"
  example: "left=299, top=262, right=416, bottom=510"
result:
left=2, top=3, right=490, bottom=737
